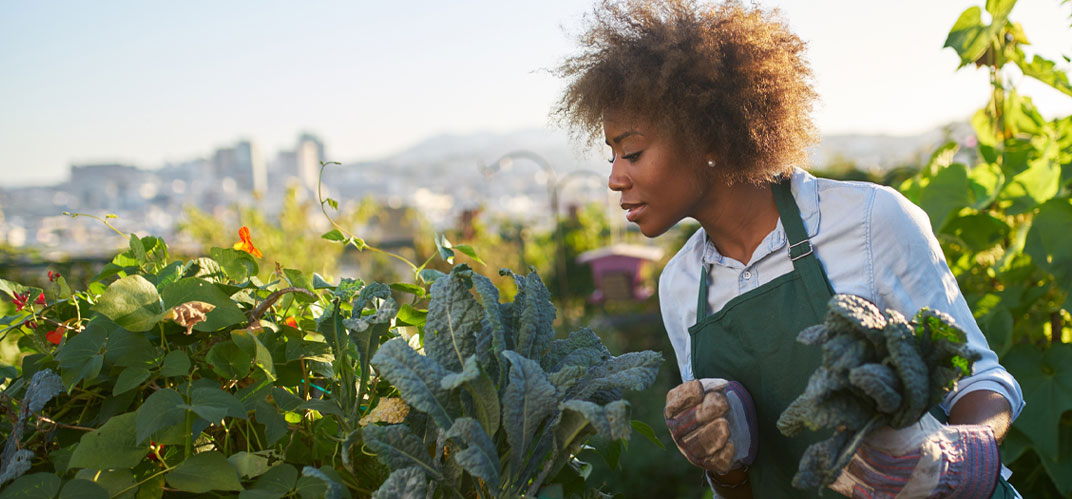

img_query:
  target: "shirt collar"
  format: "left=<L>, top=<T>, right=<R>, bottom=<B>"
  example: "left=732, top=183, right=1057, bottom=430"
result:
left=701, top=167, right=820, bottom=266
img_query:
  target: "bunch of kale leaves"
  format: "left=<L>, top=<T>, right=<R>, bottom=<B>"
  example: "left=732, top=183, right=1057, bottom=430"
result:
left=365, top=265, right=662, bottom=498
left=776, top=294, right=980, bottom=490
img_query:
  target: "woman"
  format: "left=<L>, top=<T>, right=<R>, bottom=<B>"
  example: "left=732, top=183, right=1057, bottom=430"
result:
left=555, top=1, right=1023, bottom=497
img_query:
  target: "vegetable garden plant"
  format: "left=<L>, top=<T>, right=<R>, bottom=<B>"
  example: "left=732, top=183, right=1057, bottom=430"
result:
left=0, top=172, right=663, bottom=498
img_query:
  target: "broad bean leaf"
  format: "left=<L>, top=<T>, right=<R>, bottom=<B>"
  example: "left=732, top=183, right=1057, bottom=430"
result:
left=372, top=467, right=428, bottom=499
left=424, top=266, right=483, bottom=372
left=206, top=341, right=253, bottom=380
left=363, top=424, right=443, bottom=480
left=917, top=162, right=970, bottom=231
left=112, top=367, right=150, bottom=395
left=0, top=473, right=62, bottom=498
left=371, top=338, right=453, bottom=429
left=71, top=469, right=134, bottom=499
left=69, top=413, right=146, bottom=470
left=501, top=350, right=558, bottom=476
left=55, top=317, right=115, bottom=387
left=943, top=213, right=1009, bottom=252
left=58, top=479, right=109, bottom=499
left=445, top=417, right=500, bottom=489
left=943, top=1, right=1014, bottom=68
left=92, top=275, right=165, bottom=332
left=104, top=329, right=159, bottom=368
left=999, top=155, right=1061, bottom=215
left=228, top=451, right=271, bottom=479
left=282, top=269, right=316, bottom=303
left=255, top=400, right=290, bottom=446
left=159, top=350, right=191, bottom=377
left=136, top=388, right=186, bottom=444
left=160, top=278, right=246, bottom=331
left=1003, top=343, right=1072, bottom=461
left=165, top=451, right=242, bottom=493
left=231, top=330, right=276, bottom=380
left=240, top=463, right=299, bottom=499
left=183, top=387, right=247, bottom=424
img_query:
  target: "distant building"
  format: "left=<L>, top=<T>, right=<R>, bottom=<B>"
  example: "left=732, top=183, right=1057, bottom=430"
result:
left=213, top=140, right=266, bottom=194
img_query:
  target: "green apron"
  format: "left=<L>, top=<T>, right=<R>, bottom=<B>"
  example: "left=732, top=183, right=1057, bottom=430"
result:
left=688, top=179, right=1016, bottom=497
left=688, top=179, right=834, bottom=497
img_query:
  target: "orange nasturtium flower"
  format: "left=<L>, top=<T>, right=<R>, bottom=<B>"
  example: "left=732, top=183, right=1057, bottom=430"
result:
left=285, top=317, right=298, bottom=328
left=233, top=226, right=262, bottom=258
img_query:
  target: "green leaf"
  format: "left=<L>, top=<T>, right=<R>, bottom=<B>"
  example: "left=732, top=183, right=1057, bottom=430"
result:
left=395, top=304, right=427, bottom=327
left=240, top=463, right=298, bottom=499
left=312, top=273, right=334, bottom=289
left=206, top=340, right=253, bottom=380
left=1014, top=52, right=1072, bottom=98
left=434, top=233, right=454, bottom=263
left=324, top=198, right=338, bottom=210
left=69, top=413, right=146, bottom=470
left=560, top=400, right=631, bottom=441
left=282, top=269, right=316, bottom=303
left=296, top=399, right=344, bottom=417
left=255, top=400, right=290, bottom=446
left=160, top=278, right=247, bottom=332
left=371, top=467, right=427, bottom=499
left=943, top=213, right=1010, bottom=252
left=363, top=424, right=443, bottom=480
left=453, top=244, right=486, bottom=266
left=630, top=419, right=665, bottom=449
left=183, top=387, right=247, bottom=424
left=0, top=473, right=61, bottom=499
left=136, top=389, right=186, bottom=444
left=165, top=451, right=242, bottom=493
left=445, top=417, right=500, bottom=489
left=231, top=330, right=276, bottom=380
left=105, top=329, right=160, bottom=368
left=1003, top=343, right=1072, bottom=460
left=917, top=162, right=971, bottom=231
left=390, top=282, right=426, bottom=298
left=967, top=161, right=1003, bottom=209
left=58, top=479, right=109, bottom=499
left=71, top=469, right=135, bottom=499
left=296, top=467, right=344, bottom=499
left=371, top=338, right=453, bottom=429
left=417, top=269, right=446, bottom=284
left=113, top=367, right=150, bottom=395
left=92, top=275, right=164, bottom=332
left=943, top=0, right=1014, bottom=68
left=209, top=247, right=259, bottom=282
left=1000, top=157, right=1061, bottom=215
left=159, top=351, right=191, bottom=377
left=442, top=356, right=500, bottom=436
left=1024, top=198, right=1072, bottom=309
left=228, top=451, right=271, bottom=479
left=424, top=266, right=483, bottom=372
left=55, top=316, right=115, bottom=388
left=321, top=229, right=347, bottom=242
left=501, top=350, right=558, bottom=474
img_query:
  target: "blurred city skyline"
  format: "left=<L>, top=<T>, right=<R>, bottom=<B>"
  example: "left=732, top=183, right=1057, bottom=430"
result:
left=3, top=0, right=1072, bottom=187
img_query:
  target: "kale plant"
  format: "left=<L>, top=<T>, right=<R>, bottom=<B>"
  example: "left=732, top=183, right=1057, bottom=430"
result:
left=366, top=265, right=663, bottom=498
left=777, top=294, right=980, bottom=490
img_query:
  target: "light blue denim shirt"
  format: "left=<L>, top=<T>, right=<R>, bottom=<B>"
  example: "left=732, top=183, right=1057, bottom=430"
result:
left=658, top=167, right=1025, bottom=420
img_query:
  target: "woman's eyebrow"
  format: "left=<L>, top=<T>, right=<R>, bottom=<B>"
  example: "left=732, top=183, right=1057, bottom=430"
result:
left=605, top=130, right=643, bottom=145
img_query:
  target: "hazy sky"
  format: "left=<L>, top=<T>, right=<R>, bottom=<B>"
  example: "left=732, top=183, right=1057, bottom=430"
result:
left=2, top=1, right=1071, bottom=187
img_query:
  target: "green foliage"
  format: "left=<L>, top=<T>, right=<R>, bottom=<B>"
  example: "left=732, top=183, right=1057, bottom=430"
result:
left=900, top=1, right=1072, bottom=494
left=367, top=265, right=662, bottom=498
left=778, top=295, right=978, bottom=490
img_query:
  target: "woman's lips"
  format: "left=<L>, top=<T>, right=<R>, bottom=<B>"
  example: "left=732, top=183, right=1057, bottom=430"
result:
left=622, top=203, right=646, bottom=222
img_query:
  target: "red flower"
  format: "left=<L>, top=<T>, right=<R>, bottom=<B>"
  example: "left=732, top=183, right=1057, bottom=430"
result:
left=48, top=270, right=60, bottom=282
left=12, top=293, right=28, bottom=311
left=286, top=317, right=298, bottom=328
left=46, top=326, right=65, bottom=345
left=35, top=292, right=45, bottom=305
left=233, top=226, right=263, bottom=258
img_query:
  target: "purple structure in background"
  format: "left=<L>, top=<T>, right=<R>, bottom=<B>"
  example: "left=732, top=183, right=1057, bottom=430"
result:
left=576, top=244, right=664, bottom=304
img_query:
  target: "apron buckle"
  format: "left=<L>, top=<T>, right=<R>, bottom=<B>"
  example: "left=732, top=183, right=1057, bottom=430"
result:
left=789, top=239, right=813, bottom=261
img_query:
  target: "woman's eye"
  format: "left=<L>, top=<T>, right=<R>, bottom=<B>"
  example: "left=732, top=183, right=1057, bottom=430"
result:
left=623, top=152, right=642, bottom=162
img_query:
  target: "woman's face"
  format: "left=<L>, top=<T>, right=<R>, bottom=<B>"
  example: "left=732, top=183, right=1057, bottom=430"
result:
left=604, top=113, right=710, bottom=237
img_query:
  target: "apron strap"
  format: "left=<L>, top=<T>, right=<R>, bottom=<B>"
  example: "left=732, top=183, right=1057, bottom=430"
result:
left=694, top=177, right=834, bottom=322
left=771, top=178, right=834, bottom=316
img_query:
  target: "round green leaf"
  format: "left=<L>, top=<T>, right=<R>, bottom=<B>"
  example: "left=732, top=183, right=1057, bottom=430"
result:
left=69, top=413, right=146, bottom=470
left=136, top=389, right=186, bottom=444
left=209, top=248, right=259, bottom=282
left=58, top=479, right=109, bottom=499
left=165, top=451, right=242, bottom=493
left=206, top=341, right=252, bottom=380
left=1003, top=343, right=1072, bottom=461
left=92, top=275, right=165, bottom=332
left=0, top=472, right=61, bottom=499
left=113, top=367, right=150, bottom=395
left=228, top=451, right=270, bottom=479
left=159, top=351, right=191, bottom=377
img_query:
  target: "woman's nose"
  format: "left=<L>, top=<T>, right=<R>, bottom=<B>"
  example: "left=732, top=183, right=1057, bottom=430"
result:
left=608, top=161, right=630, bottom=192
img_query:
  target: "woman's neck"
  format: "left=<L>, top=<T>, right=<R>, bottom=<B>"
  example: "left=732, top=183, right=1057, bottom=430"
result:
left=693, top=180, right=780, bottom=264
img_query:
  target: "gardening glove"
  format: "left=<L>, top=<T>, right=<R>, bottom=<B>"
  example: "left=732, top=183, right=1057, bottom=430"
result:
left=664, top=378, right=758, bottom=474
left=829, top=413, right=1000, bottom=498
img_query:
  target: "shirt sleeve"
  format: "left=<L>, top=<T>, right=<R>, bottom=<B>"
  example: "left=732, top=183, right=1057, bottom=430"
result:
left=867, top=186, right=1025, bottom=420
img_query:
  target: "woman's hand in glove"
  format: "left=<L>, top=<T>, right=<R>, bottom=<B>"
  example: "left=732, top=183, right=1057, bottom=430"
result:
left=830, top=413, right=1000, bottom=498
left=663, top=378, right=758, bottom=474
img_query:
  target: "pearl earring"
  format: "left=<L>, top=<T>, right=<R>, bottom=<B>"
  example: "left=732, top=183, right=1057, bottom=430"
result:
left=707, top=160, right=716, bottom=168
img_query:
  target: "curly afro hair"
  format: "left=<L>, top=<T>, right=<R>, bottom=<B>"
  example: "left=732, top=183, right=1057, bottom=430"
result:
left=555, top=0, right=818, bottom=184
